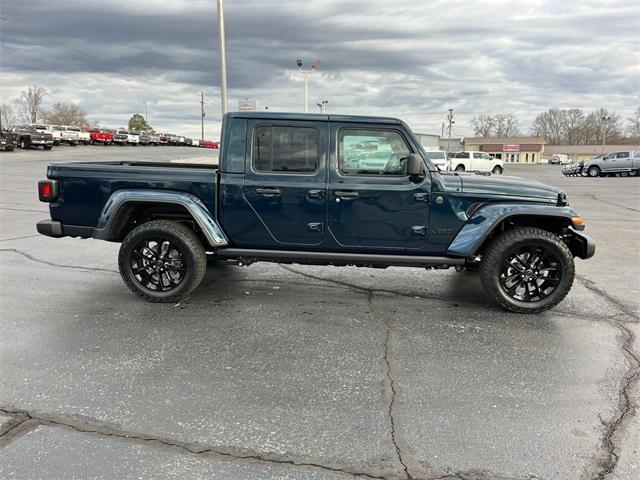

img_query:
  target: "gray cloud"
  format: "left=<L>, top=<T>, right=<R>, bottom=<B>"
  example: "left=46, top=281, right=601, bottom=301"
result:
left=1, top=0, right=638, bottom=137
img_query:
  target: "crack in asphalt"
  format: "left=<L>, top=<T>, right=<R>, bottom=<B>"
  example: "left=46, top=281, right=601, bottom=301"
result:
left=0, top=248, right=119, bottom=274
left=367, top=291, right=424, bottom=480
left=279, top=265, right=626, bottom=322
left=0, top=408, right=393, bottom=480
left=576, top=275, right=638, bottom=321
left=590, top=195, right=640, bottom=213
left=576, top=280, right=640, bottom=480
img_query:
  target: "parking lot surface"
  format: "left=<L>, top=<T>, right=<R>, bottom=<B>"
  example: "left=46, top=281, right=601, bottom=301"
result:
left=1, top=146, right=638, bottom=479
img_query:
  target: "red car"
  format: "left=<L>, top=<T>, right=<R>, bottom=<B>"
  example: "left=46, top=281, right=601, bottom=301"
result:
left=88, top=129, right=113, bottom=145
left=201, top=140, right=219, bottom=149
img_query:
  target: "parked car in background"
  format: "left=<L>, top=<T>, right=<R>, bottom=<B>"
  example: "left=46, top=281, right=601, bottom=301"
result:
left=564, top=151, right=640, bottom=177
left=148, top=133, right=161, bottom=146
left=108, top=130, right=128, bottom=146
left=425, top=150, right=448, bottom=171
left=168, top=134, right=181, bottom=146
left=138, top=132, right=152, bottom=146
left=201, top=140, right=219, bottom=149
left=549, top=154, right=570, bottom=165
left=8, top=125, right=54, bottom=150
left=89, top=129, right=113, bottom=145
left=191, top=139, right=201, bottom=147
left=450, top=151, right=504, bottom=174
left=1, top=129, right=18, bottom=151
left=65, top=126, right=91, bottom=145
left=128, top=131, right=141, bottom=145
left=158, top=133, right=170, bottom=145
left=48, top=125, right=79, bottom=146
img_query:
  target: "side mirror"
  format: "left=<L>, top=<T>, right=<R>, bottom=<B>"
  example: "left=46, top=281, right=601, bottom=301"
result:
left=407, top=153, right=423, bottom=176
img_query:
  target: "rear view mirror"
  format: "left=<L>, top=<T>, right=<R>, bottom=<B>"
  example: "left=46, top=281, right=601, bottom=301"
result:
left=407, top=154, right=423, bottom=176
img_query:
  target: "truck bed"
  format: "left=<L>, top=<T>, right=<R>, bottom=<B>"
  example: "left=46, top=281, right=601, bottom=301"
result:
left=46, top=161, right=218, bottom=228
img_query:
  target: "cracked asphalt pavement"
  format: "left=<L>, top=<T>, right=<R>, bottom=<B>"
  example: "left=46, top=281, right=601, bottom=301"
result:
left=1, top=146, right=638, bottom=479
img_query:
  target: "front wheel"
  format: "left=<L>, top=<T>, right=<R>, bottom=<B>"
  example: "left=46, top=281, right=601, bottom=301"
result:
left=455, top=165, right=465, bottom=172
left=118, top=220, right=207, bottom=302
left=492, top=166, right=503, bottom=174
left=587, top=165, right=600, bottom=177
left=479, top=227, right=575, bottom=313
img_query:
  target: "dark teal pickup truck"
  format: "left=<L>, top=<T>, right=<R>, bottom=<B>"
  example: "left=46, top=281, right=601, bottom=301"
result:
left=37, top=112, right=594, bottom=313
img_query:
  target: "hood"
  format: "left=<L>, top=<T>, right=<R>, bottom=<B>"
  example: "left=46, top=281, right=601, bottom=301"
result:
left=438, top=173, right=563, bottom=202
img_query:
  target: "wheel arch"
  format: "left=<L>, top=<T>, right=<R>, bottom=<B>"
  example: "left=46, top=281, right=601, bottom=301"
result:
left=93, top=190, right=228, bottom=248
left=447, top=203, right=582, bottom=258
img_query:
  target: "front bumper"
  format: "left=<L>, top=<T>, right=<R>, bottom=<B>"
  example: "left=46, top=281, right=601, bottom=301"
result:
left=568, top=227, right=596, bottom=259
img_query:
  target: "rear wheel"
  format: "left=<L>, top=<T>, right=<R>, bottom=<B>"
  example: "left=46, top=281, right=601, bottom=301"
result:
left=455, top=165, right=465, bottom=172
left=43, top=145, right=52, bottom=150
left=587, top=165, right=600, bottom=177
left=118, top=220, right=207, bottom=302
left=479, top=227, right=575, bottom=313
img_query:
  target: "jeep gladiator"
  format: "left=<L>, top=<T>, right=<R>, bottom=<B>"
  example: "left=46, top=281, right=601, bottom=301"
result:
left=37, top=112, right=595, bottom=313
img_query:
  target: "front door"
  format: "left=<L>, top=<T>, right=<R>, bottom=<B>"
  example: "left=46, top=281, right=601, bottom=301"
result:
left=327, top=124, right=431, bottom=251
left=242, top=120, right=327, bottom=246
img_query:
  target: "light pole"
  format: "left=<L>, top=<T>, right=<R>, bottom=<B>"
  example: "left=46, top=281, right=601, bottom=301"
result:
left=601, top=114, right=611, bottom=152
left=217, top=0, right=228, bottom=115
left=297, top=58, right=320, bottom=113
left=446, top=109, right=455, bottom=154
left=316, top=100, right=328, bottom=113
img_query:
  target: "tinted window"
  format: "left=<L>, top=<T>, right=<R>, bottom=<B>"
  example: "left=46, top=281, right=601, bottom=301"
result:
left=455, top=152, right=469, bottom=159
left=616, top=152, right=629, bottom=158
left=253, top=125, right=319, bottom=173
left=339, top=129, right=410, bottom=175
left=427, top=151, right=445, bottom=160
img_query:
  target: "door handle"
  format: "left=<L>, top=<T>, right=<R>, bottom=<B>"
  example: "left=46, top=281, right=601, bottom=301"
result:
left=255, top=187, right=282, bottom=196
left=307, top=189, right=324, bottom=200
left=334, top=191, right=359, bottom=199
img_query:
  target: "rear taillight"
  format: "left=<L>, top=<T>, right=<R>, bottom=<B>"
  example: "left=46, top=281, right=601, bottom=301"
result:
left=38, top=180, right=59, bottom=202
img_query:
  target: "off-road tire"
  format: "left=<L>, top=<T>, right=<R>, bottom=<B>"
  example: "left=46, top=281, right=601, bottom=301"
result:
left=480, top=227, right=575, bottom=313
left=118, top=220, right=207, bottom=303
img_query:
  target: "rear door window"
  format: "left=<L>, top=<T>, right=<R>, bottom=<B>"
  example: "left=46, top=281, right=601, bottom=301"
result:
left=253, top=125, right=319, bottom=173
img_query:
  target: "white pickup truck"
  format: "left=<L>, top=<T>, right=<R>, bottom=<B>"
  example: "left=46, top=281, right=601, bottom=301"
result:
left=64, top=126, right=90, bottom=145
left=48, top=125, right=79, bottom=146
left=450, top=151, right=504, bottom=174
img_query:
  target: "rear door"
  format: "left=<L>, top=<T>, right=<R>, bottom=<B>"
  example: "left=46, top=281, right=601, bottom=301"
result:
left=327, top=123, right=431, bottom=251
left=615, top=151, right=632, bottom=171
left=242, top=119, right=327, bottom=246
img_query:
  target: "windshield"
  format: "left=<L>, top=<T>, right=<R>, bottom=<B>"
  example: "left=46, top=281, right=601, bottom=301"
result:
left=66, top=126, right=80, bottom=132
left=427, top=151, right=445, bottom=160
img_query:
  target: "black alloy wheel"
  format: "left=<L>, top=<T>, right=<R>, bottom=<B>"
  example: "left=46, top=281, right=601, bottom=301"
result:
left=119, top=220, right=206, bottom=302
left=480, top=227, right=575, bottom=313
left=499, top=244, right=562, bottom=303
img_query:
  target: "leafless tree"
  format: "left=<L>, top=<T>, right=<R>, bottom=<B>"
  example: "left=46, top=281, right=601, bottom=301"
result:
left=0, top=103, right=14, bottom=129
left=471, top=114, right=495, bottom=137
left=42, top=102, right=88, bottom=126
left=531, top=109, right=565, bottom=144
left=15, top=85, right=48, bottom=123
left=493, top=113, right=520, bottom=137
left=626, top=107, right=640, bottom=139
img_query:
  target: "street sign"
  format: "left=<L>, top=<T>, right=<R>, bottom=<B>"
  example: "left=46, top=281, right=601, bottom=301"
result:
left=503, top=144, right=520, bottom=152
left=238, top=99, right=257, bottom=112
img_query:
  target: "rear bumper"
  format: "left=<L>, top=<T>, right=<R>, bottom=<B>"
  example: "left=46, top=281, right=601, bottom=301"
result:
left=37, top=220, right=93, bottom=239
left=568, top=227, right=596, bottom=259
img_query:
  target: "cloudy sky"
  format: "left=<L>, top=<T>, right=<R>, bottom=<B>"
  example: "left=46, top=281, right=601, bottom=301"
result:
left=1, top=0, right=638, bottom=138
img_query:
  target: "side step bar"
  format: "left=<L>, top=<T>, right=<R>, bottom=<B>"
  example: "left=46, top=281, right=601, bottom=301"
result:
left=214, top=248, right=465, bottom=267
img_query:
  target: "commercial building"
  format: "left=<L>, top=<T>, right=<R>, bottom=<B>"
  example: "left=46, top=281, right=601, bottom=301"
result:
left=544, top=144, right=640, bottom=162
left=413, top=133, right=464, bottom=153
left=464, top=136, right=546, bottom=164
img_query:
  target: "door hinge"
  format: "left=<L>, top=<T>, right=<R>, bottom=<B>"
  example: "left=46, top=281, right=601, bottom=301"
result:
left=410, top=226, right=427, bottom=236
left=307, top=222, right=324, bottom=233
left=414, top=192, right=429, bottom=203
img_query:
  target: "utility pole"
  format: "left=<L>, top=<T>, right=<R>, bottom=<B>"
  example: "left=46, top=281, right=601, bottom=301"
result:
left=217, top=0, right=228, bottom=115
left=200, top=92, right=206, bottom=141
left=601, top=114, right=611, bottom=153
left=296, top=58, right=320, bottom=113
left=441, top=122, right=444, bottom=139
left=143, top=101, right=148, bottom=123
left=446, top=109, right=455, bottom=153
